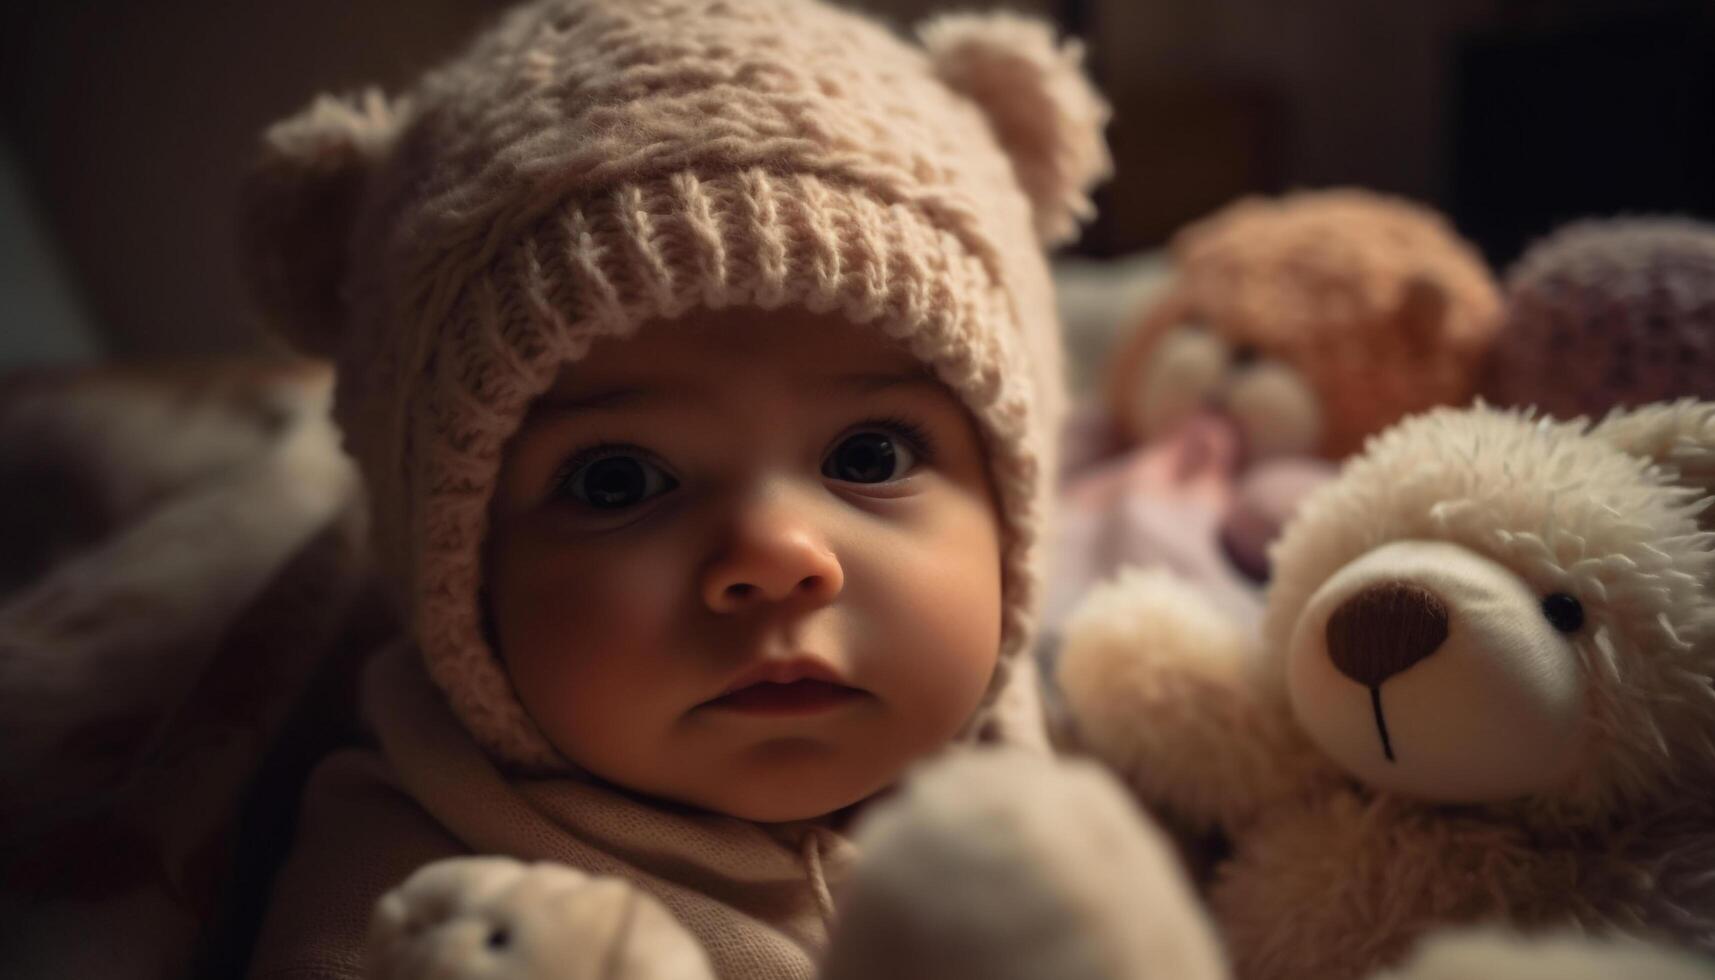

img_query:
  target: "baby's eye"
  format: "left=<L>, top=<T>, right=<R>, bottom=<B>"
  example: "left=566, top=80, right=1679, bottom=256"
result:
left=822, top=422, right=928, bottom=484
left=554, top=450, right=678, bottom=510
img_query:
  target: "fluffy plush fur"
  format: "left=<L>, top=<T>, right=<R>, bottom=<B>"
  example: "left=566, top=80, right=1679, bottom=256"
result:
left=369, top=857, right=715, bottom=980
left=822, top=750, right=1224, bottom=980
left=1058, top=400, right=1715, bottom=980
left=1102, top=190, right=1503, bottom=461
left=1376, top=930, right=1715, bottom=980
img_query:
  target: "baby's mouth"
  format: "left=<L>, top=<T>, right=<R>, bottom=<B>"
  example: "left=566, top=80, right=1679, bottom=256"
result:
left=703, top=679, right=867, bottom=716
left=701, top=656, right=867, bottom=716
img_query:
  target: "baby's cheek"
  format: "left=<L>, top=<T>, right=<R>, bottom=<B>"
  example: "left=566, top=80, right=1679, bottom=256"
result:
left=491, top=542, right=681, bottom=702
left=860, top=503, right=1003, bottom=732
left=504, top=532, right=666, bottom=632
left=560, top=558, right=681, bottom=657
left=503, top=559, right=699, bottom=780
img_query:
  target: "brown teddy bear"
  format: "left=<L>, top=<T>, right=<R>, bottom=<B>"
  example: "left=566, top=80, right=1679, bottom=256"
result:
left=1102, top=189, right=1504, bottom=462
left=1057, top=399, right=1715, bottom=980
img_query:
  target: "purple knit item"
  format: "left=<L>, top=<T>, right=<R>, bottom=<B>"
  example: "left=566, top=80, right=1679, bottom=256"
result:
left=1484, top=217, right=1715, bottom=420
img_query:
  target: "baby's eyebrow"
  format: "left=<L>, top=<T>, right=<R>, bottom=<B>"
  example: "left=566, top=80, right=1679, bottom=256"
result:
left=824, top=368, right=943, bottom=395
left=519, top=384, right=679, bottom=433
left=532, top=385, right=658, bottom=414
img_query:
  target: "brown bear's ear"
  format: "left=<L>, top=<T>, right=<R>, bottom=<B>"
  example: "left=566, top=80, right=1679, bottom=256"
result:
left=1591, top=400, right=1715, bottom=526
left=1397, top=274, right=1450, bottom=354
left=237, top=88, right=406, bottom=358
left=918, top=12, right=1113, bottom=247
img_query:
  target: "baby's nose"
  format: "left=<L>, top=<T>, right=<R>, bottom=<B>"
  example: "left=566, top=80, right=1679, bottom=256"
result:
left=702, top=510, right=844, bottom=613
left=708, top=571, right=839, bottom=612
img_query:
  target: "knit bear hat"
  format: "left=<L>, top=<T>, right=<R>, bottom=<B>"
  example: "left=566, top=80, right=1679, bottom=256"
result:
left=239, top=0, right=1110, bottom=768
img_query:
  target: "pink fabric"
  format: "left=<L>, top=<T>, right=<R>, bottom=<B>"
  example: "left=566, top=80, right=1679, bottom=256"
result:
left=1047, top=408, right=1264, bottom=637
left=1040, top=404, right=1337, bottom=741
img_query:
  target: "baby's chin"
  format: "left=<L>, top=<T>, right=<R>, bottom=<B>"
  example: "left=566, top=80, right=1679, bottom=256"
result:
left=666, top=737, right=910, bottom=824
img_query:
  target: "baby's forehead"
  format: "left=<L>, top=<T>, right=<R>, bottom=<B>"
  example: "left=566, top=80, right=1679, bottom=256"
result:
left=544, top=306, right=935, bottom=397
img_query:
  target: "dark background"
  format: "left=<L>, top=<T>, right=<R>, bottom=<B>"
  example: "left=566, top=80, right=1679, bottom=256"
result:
left=2, top=0, right=1712, bottom=363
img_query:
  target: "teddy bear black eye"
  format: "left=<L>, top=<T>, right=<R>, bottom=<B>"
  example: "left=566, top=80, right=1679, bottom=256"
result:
left=486, top=927, right=511, bottom=950
left=1541, top=593, right=1584, bottom=633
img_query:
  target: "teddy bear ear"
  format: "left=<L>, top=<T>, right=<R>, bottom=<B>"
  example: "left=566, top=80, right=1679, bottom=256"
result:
left=1590, top=400, right=1715, bottom=521
left=918, top=12, right=1114, bottom=247
left=1397, top=274, right=1450, bottom=353
left=237, top=88, right=405, bottom=358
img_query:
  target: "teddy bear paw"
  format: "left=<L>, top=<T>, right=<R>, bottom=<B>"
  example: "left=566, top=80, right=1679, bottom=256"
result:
left=368, top=856, right=714, bottom=980
left=823, top=749, right=1227, bottom=980
left=1375, top=929, right=1715, bottom=980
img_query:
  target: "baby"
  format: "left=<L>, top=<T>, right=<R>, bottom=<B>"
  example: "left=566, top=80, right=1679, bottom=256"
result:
left=238, top=0, right=1109, bottom=976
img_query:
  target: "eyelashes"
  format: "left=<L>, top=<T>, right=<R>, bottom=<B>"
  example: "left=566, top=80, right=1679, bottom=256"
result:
left=549, top=440, right=658, bottom=498
left=545, top=415, right=940, bottom=504
left=550, top=443, right=679, bottom=510
left=855, top=415, right=938, bottom=465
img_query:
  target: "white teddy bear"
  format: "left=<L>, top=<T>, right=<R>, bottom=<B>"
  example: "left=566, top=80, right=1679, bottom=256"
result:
left=1057, top=400, right=1715, bottom=980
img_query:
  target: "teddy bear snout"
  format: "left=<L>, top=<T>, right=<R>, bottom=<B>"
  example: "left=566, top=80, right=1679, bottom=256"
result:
left=1289, top=539, right=1592, bottom=801
left=1325, top=582, right=1450, bottom=687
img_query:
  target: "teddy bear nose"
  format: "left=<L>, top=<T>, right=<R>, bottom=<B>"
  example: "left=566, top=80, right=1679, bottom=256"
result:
left=1325, top=582, right=1450, bottom=687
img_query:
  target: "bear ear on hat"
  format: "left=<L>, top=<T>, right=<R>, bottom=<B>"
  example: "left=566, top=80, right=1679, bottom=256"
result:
left=918, top=12, right=1113, bottom=248
left=237, top=88, right=406, bottom=359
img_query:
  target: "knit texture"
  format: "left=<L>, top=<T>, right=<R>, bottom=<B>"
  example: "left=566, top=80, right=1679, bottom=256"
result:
left=1483, top=217, right=1715, bottom=419
left=240, top=0, right=1110, bottom=768
left=248, top=644, right=855, bottom=980
left=1103, top=189, right=1503, bottom=459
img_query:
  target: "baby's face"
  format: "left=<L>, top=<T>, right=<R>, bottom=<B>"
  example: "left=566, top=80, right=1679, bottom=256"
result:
left=486, top=307, right=1003, bottom=822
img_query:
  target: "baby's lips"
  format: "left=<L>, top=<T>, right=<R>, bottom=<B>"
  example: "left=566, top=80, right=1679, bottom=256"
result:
left=706, top=679, right=868, bottom=714
left=708, top=654, right=857, bottom=701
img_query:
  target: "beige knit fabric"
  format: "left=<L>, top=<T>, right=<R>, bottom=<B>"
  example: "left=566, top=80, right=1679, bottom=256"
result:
left=248, top=643, right=856, bottom=980
left=241, top=0, right=1110, bottom=768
